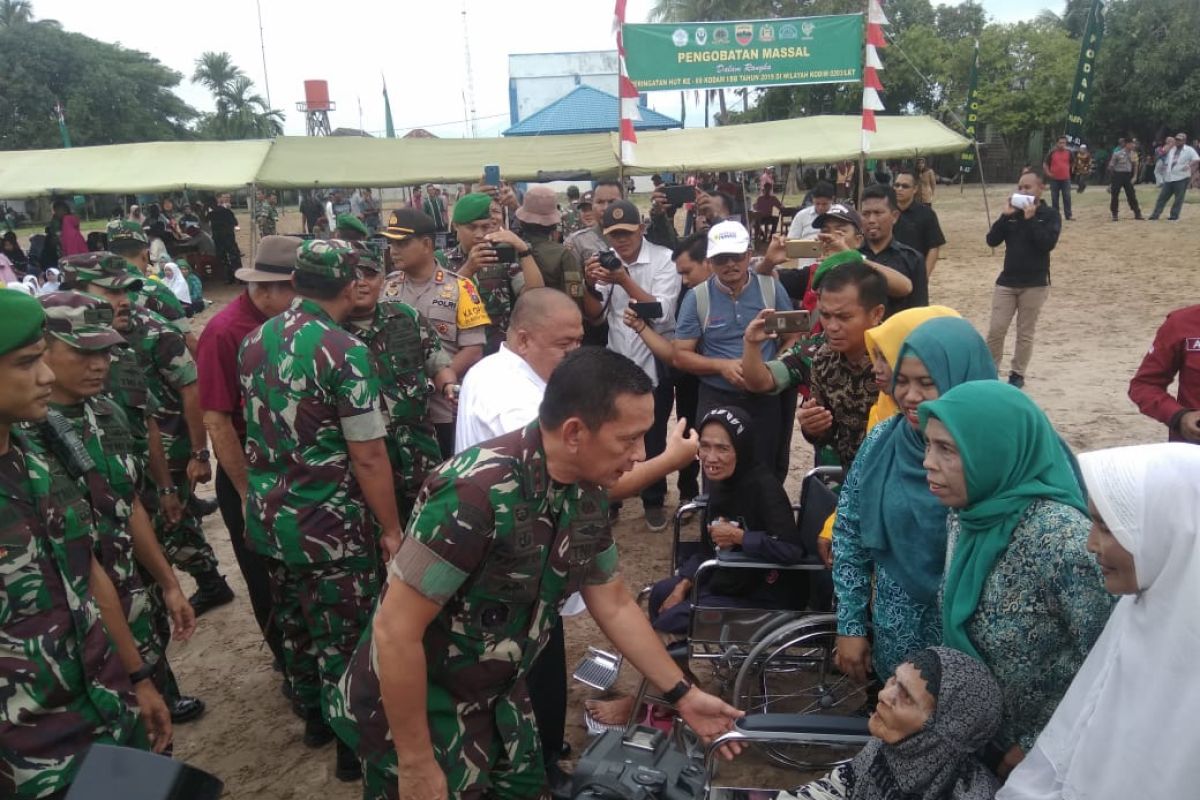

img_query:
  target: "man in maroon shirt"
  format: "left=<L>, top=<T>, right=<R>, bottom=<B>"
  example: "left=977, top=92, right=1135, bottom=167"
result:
left=1043, top=135, right=1075, bottom=221
left=196, top=235, right=300, bottom=666
left=1128, top=303, right=1200, bottom=443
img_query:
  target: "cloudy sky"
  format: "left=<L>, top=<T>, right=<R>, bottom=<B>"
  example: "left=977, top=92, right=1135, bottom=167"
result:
left=35, top=0, right=1063, bottom=138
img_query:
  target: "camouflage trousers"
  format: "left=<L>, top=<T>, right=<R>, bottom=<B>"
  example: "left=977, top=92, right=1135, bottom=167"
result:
left=358, top=681, right=548, bottom=800
left=141, top=470, right=220, bottom=581
left=132, top=570, right=184, bottom=702
left=388, top=423, right=444, bottom=525
left=264, top=556, right=379, bottom=719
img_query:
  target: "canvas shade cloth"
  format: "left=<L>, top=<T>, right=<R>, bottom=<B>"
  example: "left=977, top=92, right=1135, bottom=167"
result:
left=0, top=115, right=968, bottom=195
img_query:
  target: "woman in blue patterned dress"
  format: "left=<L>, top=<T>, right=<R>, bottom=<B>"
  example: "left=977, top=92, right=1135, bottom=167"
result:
left=919, top=382, right=1114, bottom=778
left=833, top=317, right=997, bottom=685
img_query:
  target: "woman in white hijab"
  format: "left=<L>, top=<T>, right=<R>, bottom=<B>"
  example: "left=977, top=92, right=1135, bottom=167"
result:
left=161, top=261, right=192, bottom=305
left=999, top=441, right=1200, bottom=800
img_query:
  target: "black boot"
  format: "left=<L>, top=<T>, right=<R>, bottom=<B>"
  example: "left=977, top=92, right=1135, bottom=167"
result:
left=192, top=496, right=220, bottom=518
left=335, top=740, right=363, bottom=782
left=304, top=712, right=335, bottom=748
left=169, top=695, right=206, bottom=723
left=189, top=572, right=234, bottom=617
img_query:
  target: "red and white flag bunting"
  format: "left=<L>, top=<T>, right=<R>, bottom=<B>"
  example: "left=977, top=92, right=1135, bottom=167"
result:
left=615, top=0, right=638, bottom=163
left=862, top=0, right=889, bottom=153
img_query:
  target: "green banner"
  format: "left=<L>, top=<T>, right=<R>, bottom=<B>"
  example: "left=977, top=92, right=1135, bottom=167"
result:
left=622, top=14, right=863, bottom=92
left=959, top=41, right=980, bottom=173
left=1064, top=0, right=1105, bottom=147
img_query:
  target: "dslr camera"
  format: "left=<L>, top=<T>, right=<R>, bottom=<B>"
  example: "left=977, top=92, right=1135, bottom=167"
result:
left=597, top=249, right=624, bottom=271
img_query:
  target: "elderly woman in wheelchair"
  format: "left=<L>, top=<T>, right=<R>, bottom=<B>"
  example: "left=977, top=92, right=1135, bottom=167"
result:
left=586, top=406, right=841, bottom=728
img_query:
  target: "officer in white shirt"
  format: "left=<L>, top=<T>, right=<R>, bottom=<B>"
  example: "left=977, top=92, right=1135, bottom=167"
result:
left=581, top=199, right=681, bottom=531
left=454, top=288, right=584, bottom=452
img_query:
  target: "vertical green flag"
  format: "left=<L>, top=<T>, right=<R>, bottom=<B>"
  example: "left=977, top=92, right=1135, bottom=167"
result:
left=959, top=40, right=980, bottom=174
left=383, top=77, right=396, bottom=139
left=1065, top=0, right=1105, bottom=147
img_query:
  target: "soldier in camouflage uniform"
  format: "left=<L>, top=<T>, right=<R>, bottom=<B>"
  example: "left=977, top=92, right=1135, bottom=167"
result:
left=446, top=192, right=545, bottom=355
left=73, top=257, right=233, bottom=618
left=0, top=288, right=172, bottom=799
left=344, top=240, right=457, bottom=524
left=329, top=348, right=743, bottom=800
left=255, top=192, right=279, bottom=237
left=239, top=239, right=403, bottom=780
left=379, top=208, right=490, bottom=457
left=101, top=224, right=194, bottom=349
left=39, top=291, right=201, bottom=721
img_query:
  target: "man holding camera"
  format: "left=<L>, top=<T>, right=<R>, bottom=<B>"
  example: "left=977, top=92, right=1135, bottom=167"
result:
left=984, top=170, right=1061, bottom=389
left=673, top=220, right=794, bottom=479
left=581, top=199, right=680, bottom=530
left=446, top=193, right=544, bottom=356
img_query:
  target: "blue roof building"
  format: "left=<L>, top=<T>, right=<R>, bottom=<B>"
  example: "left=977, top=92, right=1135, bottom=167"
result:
left=503, top=85, right=680, bottom=137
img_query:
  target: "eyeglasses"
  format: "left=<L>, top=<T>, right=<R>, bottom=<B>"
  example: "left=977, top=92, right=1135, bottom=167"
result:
left=710, top=254, right=744, bottom=267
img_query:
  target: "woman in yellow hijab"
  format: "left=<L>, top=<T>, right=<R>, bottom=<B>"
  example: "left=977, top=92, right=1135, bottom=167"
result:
left=863, top=306, right=962, bottom=430
left=817, top=306, right=962, bottom=563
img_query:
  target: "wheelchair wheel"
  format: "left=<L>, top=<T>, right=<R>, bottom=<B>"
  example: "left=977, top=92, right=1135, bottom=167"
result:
left=730, top=614, right=867, bottom=770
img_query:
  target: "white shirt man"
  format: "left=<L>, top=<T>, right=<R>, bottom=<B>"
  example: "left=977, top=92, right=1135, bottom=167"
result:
left=786, top=185, right=836, bottom=269
left=454, top=343, right=546, bottom=453
left=583, top=200, right=680, bottom=386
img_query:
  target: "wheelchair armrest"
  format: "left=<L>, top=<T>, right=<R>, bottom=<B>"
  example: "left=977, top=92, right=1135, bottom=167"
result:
left=714, top=550, right=826, bottom=569
left=702, top=714, right=872, bottom=791
left=690, top=556, right=824, bottom=603
left=737, top=713, right=870, bottom=738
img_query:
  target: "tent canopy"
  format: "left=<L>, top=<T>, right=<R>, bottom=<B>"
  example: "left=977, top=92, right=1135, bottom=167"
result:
left=0, top=140, right=272, bottom=197
left=0, top=115, right=968, bottom=196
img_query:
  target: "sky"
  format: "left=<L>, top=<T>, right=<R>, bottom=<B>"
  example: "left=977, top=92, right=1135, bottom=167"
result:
left=34, top=0, right=1063, bottom=139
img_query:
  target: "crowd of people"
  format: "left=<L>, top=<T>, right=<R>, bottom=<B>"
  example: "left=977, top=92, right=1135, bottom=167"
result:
left=0, top=151, right=1197, bottom=800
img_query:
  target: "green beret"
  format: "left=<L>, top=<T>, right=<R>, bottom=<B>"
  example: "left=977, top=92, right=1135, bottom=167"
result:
left=452, top=192, right=494, bottom=225
left=0, top=288, right=47, bottom=356
left=335, top=213, right=369, bottom=237
left=294, top=239, right=359, bottom=281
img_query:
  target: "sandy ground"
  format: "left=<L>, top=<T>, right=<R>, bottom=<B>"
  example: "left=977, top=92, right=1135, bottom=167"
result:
left=165, top=186, right=1198, bottom=797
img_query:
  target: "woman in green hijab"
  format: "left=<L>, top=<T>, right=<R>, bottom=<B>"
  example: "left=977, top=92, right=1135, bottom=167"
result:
left=833, top=317, right=997, bottom=685
left=919, top=382, right=1113, bottom=777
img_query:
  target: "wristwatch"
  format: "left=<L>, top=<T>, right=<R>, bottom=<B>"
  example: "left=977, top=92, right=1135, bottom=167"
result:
left=190, top=449, right=210, bottom=462
left=157, top=486, right=179, bottom=497
left=129, top=662, right=156, bottom=685
left=661, top=679, right=692, bottom=705
left=517, top=247, right=533, bottom=259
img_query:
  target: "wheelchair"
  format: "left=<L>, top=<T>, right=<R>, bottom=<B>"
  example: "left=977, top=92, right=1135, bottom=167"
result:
left=581, top=467, right=870, bottom=773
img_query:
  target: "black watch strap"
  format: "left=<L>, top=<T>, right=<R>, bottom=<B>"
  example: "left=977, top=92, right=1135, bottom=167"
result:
left=662, top=679, right=692, bottom=705
left=129, top=662, right=156, bottom=685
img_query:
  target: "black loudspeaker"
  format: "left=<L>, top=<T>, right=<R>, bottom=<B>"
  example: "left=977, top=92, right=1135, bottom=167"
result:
left=64, top=744, right=223, bottom=800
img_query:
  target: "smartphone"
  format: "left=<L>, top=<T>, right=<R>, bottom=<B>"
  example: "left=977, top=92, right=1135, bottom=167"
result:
left=490, top=242, right=517, bottom=262
left=483, top=164, right=501, bottom=187
left=763, top=310, right=812, bottom=335
left=630, top=301, right=664, bottom=321
left=1010, top=193, right=1036, bottom=210
left=662, top=184, right=696, bottom=207
left=785, top=239, right=823, bottom=259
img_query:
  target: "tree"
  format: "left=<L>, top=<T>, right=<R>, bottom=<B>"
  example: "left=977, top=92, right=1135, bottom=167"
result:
left=0, top=21, right=196, bottom=149
left=0, top=0, right=32, bottom=27
left=191, top=51, right=284, bottom=139
left=192, top=51, right=244, bottom=114
left=1089, top=0, right=1200, bottom=147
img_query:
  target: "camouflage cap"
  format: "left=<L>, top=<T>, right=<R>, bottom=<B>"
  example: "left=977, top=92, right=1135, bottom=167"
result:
left=294, top=239, right=359, bottom=281
left=346, top=240, right=384, bottom=273
left=40, top=291, right=127, bottom=351
left=106, top=219, right=149, bottom=245
left=65, top=251, right=145, bottom=291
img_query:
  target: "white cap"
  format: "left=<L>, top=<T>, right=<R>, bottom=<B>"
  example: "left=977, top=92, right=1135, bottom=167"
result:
left=706, top=220, right=751, bottom=258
